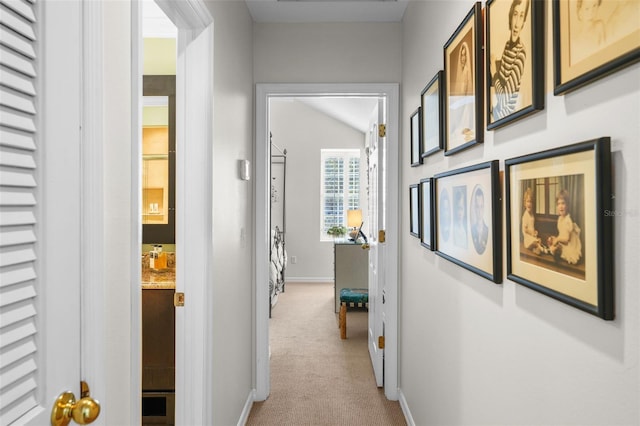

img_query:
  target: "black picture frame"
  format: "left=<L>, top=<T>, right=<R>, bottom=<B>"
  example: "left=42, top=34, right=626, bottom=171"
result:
left=434, top=161, right=502, bottom=283
left=553, top=0, right=640, bottom=95
left=410, top=184, right=420, bottom=238
left=420, top=71, right=445, bottom=158
left=443, top=2, right=484, bottom=156
left=420, top=177, right=435, bottom=250
left=486, top=0, right=545, bottom=130
left=410, top=107, right=422, bottom=166
left=505, top=137, right=614, bottom=319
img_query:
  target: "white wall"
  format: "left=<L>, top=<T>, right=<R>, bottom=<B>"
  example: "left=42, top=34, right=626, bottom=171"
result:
left=205, top=2, right=256, bottom=424
left=270, top=99, right=367, bottom=280
left=253, top=22, right=402, bottom=83
left=400, top=2, right=640, bottom=425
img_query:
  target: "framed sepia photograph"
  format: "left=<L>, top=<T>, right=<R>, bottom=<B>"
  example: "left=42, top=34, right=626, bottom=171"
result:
left=505, top=137, right=613, bottom=319
left=486, top=0, right=545, bottom=130
left=444, top=2, right=484, bottom=155
left=434, top=161, right=502, bottom=283
left=420, top=177, right=435, bottom=250
left=420, top=71, right=445, bottom=158
left=553, top=0, right=640, bottom=95
left=410, top=107, right=422, bottom=167
left=410, top=184, right=420, bottom=238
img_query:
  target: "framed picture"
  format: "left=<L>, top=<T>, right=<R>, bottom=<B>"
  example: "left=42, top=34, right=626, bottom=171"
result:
left=420, top=71, right=444, bottom=158
left=444, top=2, right=484, bottom=155
left=410, top=107, right=422, bottom=166
left=435, top=161, right=502, bottom=283
left=486, top=0, right=545, bottom=130
left=420, top=177, right=435, bottom=250
left=553, top=0, right=640, bottom=95
left=410, top=184, right=420, bottom=238
left=505, top=137, right=613, bottom=319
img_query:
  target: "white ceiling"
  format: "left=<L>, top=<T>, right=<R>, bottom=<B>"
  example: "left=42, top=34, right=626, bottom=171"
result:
left=296, top=97, right=379, bottom=133
left=245, top=0, right=408, bottom=23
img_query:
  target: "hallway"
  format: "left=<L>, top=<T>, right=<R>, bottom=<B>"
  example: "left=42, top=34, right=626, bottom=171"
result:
left=246, top=282, right=406, bottom=425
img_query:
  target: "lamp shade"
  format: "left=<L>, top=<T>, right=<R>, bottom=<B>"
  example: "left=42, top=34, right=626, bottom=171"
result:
left=347, top=209, right=362, bottom=228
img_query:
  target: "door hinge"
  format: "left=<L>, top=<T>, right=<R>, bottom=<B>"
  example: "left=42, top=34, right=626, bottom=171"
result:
left=378, top=336, right=385, bottom=349
left=378, top=229, right=386, bottom=243
left=378, top=123, right=386, bottom=138
left=174, top=292, right=185, bottom=307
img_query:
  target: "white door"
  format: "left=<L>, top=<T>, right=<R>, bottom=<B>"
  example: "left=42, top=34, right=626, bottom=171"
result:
left=0, top=1, right=91, bottom=424
left=367, top=98, right=386, bottom=387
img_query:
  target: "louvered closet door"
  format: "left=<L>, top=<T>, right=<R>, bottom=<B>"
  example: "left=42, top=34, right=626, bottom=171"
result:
left=1, top=1, right=82, bottom=424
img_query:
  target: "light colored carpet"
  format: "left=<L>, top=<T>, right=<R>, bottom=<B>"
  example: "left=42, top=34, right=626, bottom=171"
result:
left=246, top=282, right=406, bottom=426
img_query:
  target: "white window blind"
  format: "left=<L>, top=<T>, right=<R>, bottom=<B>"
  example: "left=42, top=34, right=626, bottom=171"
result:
left=0, top=0, right=40, bottom=424
left=320, top=149, right=360, bottom=240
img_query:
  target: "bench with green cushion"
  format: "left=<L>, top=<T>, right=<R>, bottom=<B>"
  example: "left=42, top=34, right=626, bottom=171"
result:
left=338, top=288, right=368, bottom=339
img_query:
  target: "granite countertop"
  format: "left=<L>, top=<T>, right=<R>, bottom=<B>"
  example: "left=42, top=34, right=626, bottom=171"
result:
left=141, top=252, right=176, bottom=289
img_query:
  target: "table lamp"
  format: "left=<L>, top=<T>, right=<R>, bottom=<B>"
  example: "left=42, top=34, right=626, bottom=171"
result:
left=347, top=209, right=362, bottom=241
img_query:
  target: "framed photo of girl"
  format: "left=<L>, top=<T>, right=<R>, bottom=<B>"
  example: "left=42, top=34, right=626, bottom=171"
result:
left=443, top=2, right=484, bottom=155
left=486, top=0, right=545, bottom=130
left=420, top=177, right=435, bottom=250
left=420, top=71, right=445, bottom=158
left=410, top=107, right=422, bottom=166
left=434, top=161, right=502, bottom=283
left=505, top=137, right=614, bottom=319
left=553, top=0, right=640, bottom=95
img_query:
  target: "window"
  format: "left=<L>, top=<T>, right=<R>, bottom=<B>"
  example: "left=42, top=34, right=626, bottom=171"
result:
left=320, top=149, right=361, bottom=240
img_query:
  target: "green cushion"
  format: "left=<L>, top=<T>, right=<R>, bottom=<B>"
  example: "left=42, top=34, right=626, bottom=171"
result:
left=340, top=288, right=368, bottom=304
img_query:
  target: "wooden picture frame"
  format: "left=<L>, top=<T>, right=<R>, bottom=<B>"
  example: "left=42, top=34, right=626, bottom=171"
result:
left=553, top=0, right=640, bottom=95
left=486, top=0, right=545, bottom=129
left=444, top=2, right=484, bottom=155
left=435, top=161, right=502, bottom=283
left=420, top=177, right=435, bottom=250
left=410, top=184, right=420, bottom=238
left=410, top=107, right=422, bottom=167
left=420, top=71, right=445, bottom=158
left=505, top=137, right=614, bottom=319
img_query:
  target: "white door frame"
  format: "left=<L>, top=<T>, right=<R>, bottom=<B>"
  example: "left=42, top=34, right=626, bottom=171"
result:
left=132, top=1, right=214, bottom=424
left=254, top=83, right=400, bottom=400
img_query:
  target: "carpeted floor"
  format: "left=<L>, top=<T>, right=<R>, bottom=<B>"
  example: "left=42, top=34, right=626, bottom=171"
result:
left=246, top=282, right=406, bottom=426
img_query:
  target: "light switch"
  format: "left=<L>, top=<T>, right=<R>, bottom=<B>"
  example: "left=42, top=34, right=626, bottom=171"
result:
left=239, top=159, right=250, bottom=180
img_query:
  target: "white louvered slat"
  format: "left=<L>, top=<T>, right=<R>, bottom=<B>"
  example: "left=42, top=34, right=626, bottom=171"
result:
left=0, top=338, right=36, bottom=366
left=0, top=148, right=35, bottom=168
left=0, top=6, right=36, bottom=40
left=0, top=191, right=36, bottom=206
left=0, top=170, right=36, bottom=187
left=0, top=210, right=36, bottom=226
left=0, top=0, right=36, bottom=22
left=0, top=265, right=36, bottom=288
left=0, top=248, right=36, bottom=267
left=0, top=86, right=36, bottom=113
left=0, top=320, right=35, bottom=348
left=0, top=68, right=36, bottom=95
left=0, top=27, right=34, bottom=58
left=0, top=0, right=40, bottom=420
left=0, top=357, right=37, bottom=390
left=0, top=45, right=37, bottom=77
left=0, top=283, right=36, bottom=308
left=0, top=229, right=36, bottom=247
left=0, top=394, right=37, bottom=426
left=0, top=128, right=35, bottom=150
left=0, top=108, right=35, bottom=132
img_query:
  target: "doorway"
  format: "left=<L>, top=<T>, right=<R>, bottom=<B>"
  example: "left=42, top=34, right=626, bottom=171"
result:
left=255, top=83, right=400, bottom=401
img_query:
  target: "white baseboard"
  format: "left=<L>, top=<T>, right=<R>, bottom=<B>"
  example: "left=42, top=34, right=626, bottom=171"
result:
left=398, top=389, right=415, bottom=426
left=285, top=277, right=333, bottom=283
left=237, top=389, right=255, bottom=426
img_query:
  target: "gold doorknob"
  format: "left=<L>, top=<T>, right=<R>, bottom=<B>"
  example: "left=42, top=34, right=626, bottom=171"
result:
left=51, top=385, right=100, bottom=426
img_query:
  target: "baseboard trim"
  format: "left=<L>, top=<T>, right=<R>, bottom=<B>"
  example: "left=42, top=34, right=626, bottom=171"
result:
left=237, top=389, right=255, bottom=426
left=398, top=389, right=415, bottom=426
left=285, top=277, right=333, bottom=283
